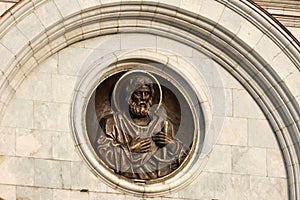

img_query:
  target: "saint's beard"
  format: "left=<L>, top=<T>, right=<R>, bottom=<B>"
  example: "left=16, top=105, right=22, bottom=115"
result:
left=129, top=99, right=153, bottom=118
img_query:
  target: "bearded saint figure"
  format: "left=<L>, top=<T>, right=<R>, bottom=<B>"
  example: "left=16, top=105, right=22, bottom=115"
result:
left=96, top=70, right=188, bottom=180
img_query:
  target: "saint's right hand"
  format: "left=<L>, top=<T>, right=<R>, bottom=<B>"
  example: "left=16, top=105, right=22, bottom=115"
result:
left=129, top=138, right=151, bottom=153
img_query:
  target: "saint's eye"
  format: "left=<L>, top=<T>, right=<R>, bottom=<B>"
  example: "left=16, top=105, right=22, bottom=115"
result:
left=134, top=92, right=141, bottom=97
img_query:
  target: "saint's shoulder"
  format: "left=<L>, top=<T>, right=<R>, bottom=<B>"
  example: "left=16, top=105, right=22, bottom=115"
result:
left=99, top=114, right=115, bottom=134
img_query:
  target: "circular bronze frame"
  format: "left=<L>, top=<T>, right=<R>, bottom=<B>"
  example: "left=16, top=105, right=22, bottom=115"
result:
left=85, top=61, right=200, bottom=184
left=71, top=51, right=209, bottom=196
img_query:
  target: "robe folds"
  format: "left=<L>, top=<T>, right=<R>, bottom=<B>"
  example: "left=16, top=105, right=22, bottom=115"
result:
left=96, top=113, right=188, bottom=180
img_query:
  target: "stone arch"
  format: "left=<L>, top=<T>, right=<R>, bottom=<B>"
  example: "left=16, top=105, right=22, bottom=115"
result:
left=0, top=0, right=299, bottom=198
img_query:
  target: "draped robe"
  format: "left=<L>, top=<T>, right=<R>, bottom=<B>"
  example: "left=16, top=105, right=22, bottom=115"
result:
left=96, top=112, right=188, bottom=180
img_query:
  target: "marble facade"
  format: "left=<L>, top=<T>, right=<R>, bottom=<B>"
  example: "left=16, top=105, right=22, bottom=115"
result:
left=0, top=0, right=299, bottom=199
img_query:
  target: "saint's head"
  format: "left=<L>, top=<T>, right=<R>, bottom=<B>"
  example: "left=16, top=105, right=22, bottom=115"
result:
left=129, top=84, right=154, bottom=118
left=112, top=70, right=162, bottom=123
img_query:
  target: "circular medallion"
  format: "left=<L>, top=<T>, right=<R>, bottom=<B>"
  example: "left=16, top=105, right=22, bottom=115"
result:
left=71, top=54, right=208, bottom=196
left=86, top=69, right=197, bottom=183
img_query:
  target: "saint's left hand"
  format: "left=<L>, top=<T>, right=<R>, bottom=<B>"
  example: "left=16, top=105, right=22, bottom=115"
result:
left=152, top=131, right=173, bottom=146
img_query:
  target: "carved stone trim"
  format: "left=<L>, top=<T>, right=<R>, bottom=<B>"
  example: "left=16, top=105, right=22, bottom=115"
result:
left=255, top=0, right=300, bottom=27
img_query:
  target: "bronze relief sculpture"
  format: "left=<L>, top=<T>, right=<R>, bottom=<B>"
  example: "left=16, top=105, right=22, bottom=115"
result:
left=87, top=70, right=195, bottom=182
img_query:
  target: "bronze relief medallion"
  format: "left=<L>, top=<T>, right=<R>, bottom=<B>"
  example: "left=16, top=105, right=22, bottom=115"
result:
left=86, top=69, right=197, bottom=183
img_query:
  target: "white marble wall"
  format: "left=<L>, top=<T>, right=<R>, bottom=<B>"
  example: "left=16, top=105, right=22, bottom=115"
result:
left=0, top=33, right=288, bottom=200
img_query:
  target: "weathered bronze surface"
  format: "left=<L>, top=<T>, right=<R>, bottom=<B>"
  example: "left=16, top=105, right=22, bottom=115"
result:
left=86, top=70, right=195, bottom=181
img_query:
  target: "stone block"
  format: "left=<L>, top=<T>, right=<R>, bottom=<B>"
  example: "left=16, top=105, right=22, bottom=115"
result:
left=177, top=172, right=214, bottom=199
left=157, top=36, right=193, bottom=57
left=158, top=0, right=180, bottom=7
left=52, top=74, right=76, bottom=103
left=188, top=58, right=223, bottom=89
left=58, top=47, right=94, bottom=76
left=13, top=75, right=32, bottom=100
left=34, top=1, right=63, bottom=28
left=233, top=89, right=265, bottom=119
left=53, top=189, right=71, bottom=199
left=284, top=70, right=300, bottom=99
left=17, top=13, right=45, bottom=41
left=35, top=159, right=71, bottom=189
left=1, top=99, right=33, bottom=129
left=121, top=33, right=156, bottom=50
left=178, top=172, right=250, bottom=200
left=84, top=34, right=120, bottom=51
left=217, top=117, right=248, bottom=146
left=228, top=175, right=250, bottom=200
left=89, top=192, right=141, bottom=200
left=213, top=174, right=250, bottom=200
left=250, top=176, right=288, bottom=200
left=71, top=161, right=107, bottom=192
left=70, top=190, right=89, bottom=200
left=0, top=184, right=16, bottom=200
left=54, top=0, right=81, bottom=17
left=217, top=66, right=244, bottom=89
left=46, top=189, right=91, bottom=199
left=269, top=50, right=295, bottom=80
left=254, top=35, right=282, bottom=64
left=35, top=53, right=58, bottom=74
left=248, top=119, right=278, bottom=149
left=205, top=145, right=232, bottom=173
left=207, top=87, right=232, bottom=117
left=219, top=7, right=244, bottom=35
left=100, top=0, right=122, bottom=4
left=180, top=0, right=202, bottom=13
left=33, top=102, right=70, bottom=131
left=16, top=129, right=52, bottom=159
left=289, top=27, right=300, bottom=39
left=267, top=149, right=287, bottom=178
left=0, top=156, right=34, bottom=186
left=15, top=72, right=52, bottom=101
left=1, top=26, right=29, bottom=55
left=52, top=131, right=79, bottom=161
left=232, top=147, right=267, bottom=176
left=0, top=127, right=15, bottom=156
left=236, top=19, right=264, bottom=49
left=0, top=44, right=15, bottom=71
left=16, top=186, right=53, bottom=200
left=225, top=88, right=233, bottom=117
left=0, top=82, right=15, bottom=107
left=199, top=0, right=225, bottom=23
left=77, top=0, right=100, bottom=10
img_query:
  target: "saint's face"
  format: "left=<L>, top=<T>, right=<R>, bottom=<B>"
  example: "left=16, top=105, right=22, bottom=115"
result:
left=132, top=85, right=151, bottom=105
left=129, top=85, right=153, bottom=118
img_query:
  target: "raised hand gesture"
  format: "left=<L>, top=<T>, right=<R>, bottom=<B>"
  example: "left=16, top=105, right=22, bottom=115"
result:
left=152, top=121, right=174, bottom=146
left=129, top=138, right=151, bottom=153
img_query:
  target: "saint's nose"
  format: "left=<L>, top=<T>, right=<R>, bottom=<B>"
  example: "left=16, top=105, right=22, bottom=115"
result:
left=141, top=92, right=146, bottom=100
left=141, top=91, right=149, bottom=100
